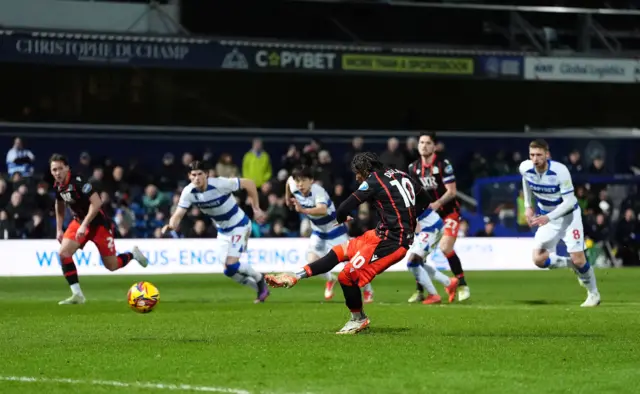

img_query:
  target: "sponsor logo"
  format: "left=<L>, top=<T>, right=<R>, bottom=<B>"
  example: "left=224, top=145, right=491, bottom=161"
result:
left=221, top=48, right=249, bottom=69
left=255, top=50, right=336, bottom=70
left=525, top=57, right=636, bottom=83
left=342, top=55, right=473, bottom=75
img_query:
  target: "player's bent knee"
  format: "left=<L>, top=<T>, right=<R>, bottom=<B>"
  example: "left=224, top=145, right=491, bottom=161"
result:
left=338, top=270, right=353, bottom=286
left=531, top=250, right=548, bottom=268
left=439, top=238, right=455, bottom=254
left=102, top=256, right=118, bottom=271
left=570, top=252, right=586, bottom=267
left=59, top=250, right=73, bottom=259
left=223, top=262, right=240, bottom=277
left=406, top=254, right=423, bottom=268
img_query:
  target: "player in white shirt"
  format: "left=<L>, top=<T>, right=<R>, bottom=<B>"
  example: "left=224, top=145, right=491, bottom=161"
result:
left=285, top=166, right=374, bottom=302
left=406, top=208, right=460, bottom=304
left=163, top=161, right=270, bottom=303
left=519, top=140, right=600, bottom=307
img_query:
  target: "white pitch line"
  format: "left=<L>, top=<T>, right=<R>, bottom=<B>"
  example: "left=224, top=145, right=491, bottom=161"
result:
left=0, top=376, right=250, bottom=394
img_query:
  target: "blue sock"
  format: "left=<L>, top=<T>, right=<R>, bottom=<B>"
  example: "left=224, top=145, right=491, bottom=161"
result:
left=577, top=261, right=590, bottom=274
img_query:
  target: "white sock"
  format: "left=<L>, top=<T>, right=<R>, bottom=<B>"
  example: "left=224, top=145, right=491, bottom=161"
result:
left=322, top=272, right=336, bottom=282
left=237, top=262, right=262, bottom=282
left=243, top=277, right=259, bottom=292
left=228, top=272, right=259, bottom=291
left=571, top=261, right=599, bottom=294
left=225, top=262, right=262, bottom=291
left=409, top=265, right=438, bottom=295
left=546, top=253, right=570, bottom=269
left=70, top=283, right=83, bottom=296
left=362, top=283, right=373, bottom=293
left=424, top=264, right=451, bottom=287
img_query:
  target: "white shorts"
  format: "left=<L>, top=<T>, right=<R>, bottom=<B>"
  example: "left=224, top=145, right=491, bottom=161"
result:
left=408, top=227, right=443, bottom=259
left=307, top=232, right=349, bottom=258
left=534, top=208, right=585, bottom=253
left=408, top=210, right=444, bottom=259
left=218, top=223, right=251, bottom=262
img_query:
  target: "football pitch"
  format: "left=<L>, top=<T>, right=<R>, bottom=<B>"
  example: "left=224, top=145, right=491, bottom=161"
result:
left=0, top=270, right=638, bottom=394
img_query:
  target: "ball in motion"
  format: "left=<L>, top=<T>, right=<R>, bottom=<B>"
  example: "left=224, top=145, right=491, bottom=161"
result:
left=127, top=281, right=160, bottom=313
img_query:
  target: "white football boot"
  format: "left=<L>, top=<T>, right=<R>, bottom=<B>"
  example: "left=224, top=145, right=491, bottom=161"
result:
left=132, top=246, right=149, bottom=268
left=58, top=293, right=86, bottom=305
left=581, top=292, right=601, bottom=307
left=336, top=317, right=370, bottom=335
left=457, top=285, right=471, bottom=301
left=408, top=291, right=425, bottom=303
left=324, top=279, right=336, bottom=300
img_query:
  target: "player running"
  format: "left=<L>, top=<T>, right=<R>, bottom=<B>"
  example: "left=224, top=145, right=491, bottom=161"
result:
left=51, top=154, right=149, bottom=305
left=520, top=140, right=600, bottom=307
left=407, top=131, right=470, bottom=302
left=163, top=161, right=270, bottom=303
left=405, top=207, right=460, bottom=304
left=266, top=152, right=430, bottom=334
left=285, top=166, right=374, bottom=302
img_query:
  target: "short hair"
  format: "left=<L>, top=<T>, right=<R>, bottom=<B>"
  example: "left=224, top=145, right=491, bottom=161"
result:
left=291, top=165, right=314, bottom=180
left=49, top=153, right=69, bottom=166
left=529, top=139, right=549, bottom=151
left=351, top=152, right=384, bottom=175
left=418, top=131, right=437, bottom=144
left=188, top=160, right=208, bottom=173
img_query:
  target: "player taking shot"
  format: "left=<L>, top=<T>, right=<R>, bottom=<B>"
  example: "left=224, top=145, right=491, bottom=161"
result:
left=285, top=166, right=374, bottom=302
left=266, top=152, right=431, bottom=334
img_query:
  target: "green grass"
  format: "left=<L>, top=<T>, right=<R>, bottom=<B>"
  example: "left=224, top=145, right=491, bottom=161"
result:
left=0, top=270, right=639, bottom=394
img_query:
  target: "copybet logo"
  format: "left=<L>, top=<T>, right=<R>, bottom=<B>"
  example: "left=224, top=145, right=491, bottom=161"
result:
left=255, top=50, right=337, bottom=70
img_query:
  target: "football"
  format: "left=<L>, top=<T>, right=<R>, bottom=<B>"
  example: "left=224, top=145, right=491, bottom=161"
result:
left=127, top=281, right=160, bottom=313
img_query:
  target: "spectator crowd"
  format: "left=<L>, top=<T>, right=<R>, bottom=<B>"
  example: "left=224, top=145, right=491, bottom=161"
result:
left=2, top=135, right=639, bottom=267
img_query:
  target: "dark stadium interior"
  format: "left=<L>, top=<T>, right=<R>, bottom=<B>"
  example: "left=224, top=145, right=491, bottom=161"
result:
left=182, top=0, right=640, bottom=53
left=2, top=64, right=640, bottom=130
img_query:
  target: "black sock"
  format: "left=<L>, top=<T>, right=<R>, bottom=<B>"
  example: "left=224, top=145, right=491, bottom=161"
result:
left=61, top=256, right=79, bottom=286
left=117, top=252, right=133, bottom=269
left=447, top=252, right=467, bottom=286
left=411, top=256, right=425, bottom=293
left=298, top=250, right=341, bottom=278
left=340, top=282, right=365, bottom=318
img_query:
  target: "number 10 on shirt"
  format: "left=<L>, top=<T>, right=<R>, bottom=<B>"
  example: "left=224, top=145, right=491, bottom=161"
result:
left=390, top=179, right=416, bottom=208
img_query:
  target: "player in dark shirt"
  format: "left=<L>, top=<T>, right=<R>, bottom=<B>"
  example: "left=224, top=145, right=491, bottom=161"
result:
left=50, top=154, right=149, bottom=305
left=266, top=152, right=430, bottom=334
left=407, top=131, right=470, bottom=302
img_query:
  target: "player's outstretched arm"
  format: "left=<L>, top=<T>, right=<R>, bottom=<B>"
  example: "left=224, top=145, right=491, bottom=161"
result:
left=163, top=207, right=187, bottom=234
left=336, top=194, right=361, bottom=224
left=239, top=178, right=260, bottom=210
left=239, top=178, right=266, bottom=222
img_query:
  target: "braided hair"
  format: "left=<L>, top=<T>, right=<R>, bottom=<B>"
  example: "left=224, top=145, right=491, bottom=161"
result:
left=351, top=152, right=384, bottom=178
